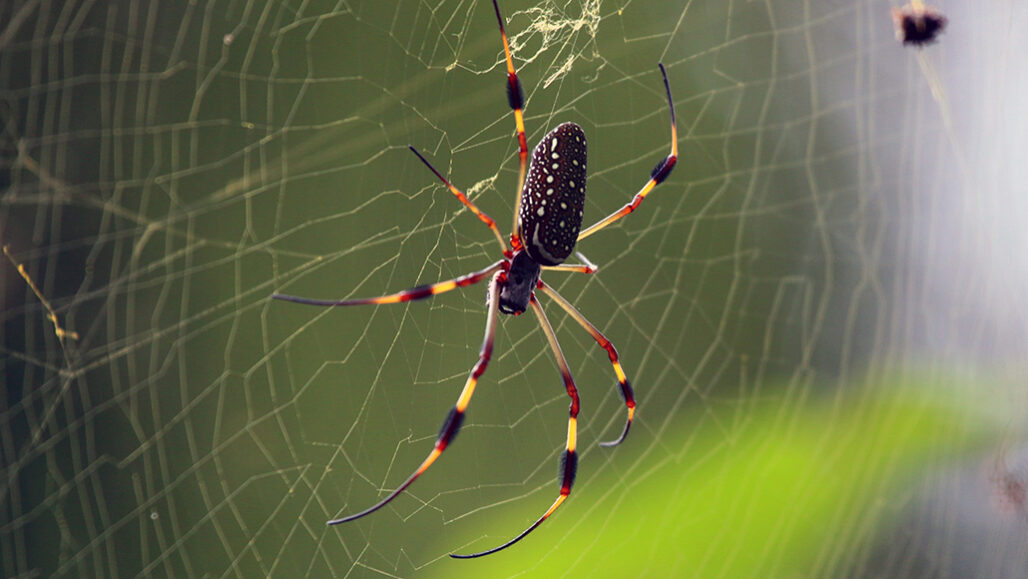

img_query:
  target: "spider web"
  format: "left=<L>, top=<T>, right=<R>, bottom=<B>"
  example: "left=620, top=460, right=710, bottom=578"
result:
left=3, top=0, right=1027, bottom=576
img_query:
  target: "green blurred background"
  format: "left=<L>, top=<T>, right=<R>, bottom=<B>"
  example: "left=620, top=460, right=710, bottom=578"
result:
left=3, top=0, right=1027, bottom=577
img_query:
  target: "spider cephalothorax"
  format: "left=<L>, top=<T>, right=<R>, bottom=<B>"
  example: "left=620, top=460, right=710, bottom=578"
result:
left=272, top=0, right=678, bottom=559
left=497, top=250, right=540, bottom=315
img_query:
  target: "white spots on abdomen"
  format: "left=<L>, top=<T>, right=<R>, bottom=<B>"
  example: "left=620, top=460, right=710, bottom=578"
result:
left=518, top=122, right=588, bottom=265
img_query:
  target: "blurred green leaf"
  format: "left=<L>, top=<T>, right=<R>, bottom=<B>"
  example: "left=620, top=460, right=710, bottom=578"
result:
left=431, top=374, right=987, bottom=577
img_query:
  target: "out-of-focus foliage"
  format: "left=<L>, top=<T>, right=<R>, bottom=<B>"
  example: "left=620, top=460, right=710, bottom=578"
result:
left=439, top=374, right=991, bottom=577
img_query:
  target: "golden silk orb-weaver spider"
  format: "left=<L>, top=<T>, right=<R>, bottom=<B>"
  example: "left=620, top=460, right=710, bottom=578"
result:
left=892, top=1, right=947, bottom=46
left=272, top=0, right=677, bottom=559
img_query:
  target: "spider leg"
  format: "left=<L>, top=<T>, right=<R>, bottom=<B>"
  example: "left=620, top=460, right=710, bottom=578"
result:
left=409, top=146, right=508, bottom=253
left=536, top=281, right=635, bottom=446
left=272, top=260, right=506, bottom=307
left=577, top=63, right=678, bottom=242
left=451, top=295, right=579, bottom=558
left=491, top=0, right=529, bottom=248
left=327, top=272, right=503, bottom=525
left=541, top=251, right=598, bottom=275
left=541, top=264, right=596, bottom=275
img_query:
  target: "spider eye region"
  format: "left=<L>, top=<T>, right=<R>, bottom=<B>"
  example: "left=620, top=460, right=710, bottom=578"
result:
left=519, top=122, right=587, bottom=266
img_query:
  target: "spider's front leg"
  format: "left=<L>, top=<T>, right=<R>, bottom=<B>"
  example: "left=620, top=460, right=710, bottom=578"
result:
left=408, top=146, right=508, bottom=253
left=577, top=64, right=678, bottom=241
left=490, top=0, right=529, bottom=244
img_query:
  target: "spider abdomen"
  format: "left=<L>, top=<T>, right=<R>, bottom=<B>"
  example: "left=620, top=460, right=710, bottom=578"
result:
left=518, top=122, right=587, bottom=266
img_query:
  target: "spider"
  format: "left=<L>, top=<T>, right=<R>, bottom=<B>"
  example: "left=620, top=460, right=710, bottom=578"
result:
left=272, top=0, right=677, bottom=558
left=892, top=1, right=947, bottom=46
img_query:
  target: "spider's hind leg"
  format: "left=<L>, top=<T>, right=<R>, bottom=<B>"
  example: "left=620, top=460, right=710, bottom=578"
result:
left=537, top=281, right=635, bottom=447
left=450, top=295, right=579, bottom=558
left=326, top=272, right=505, bottom=525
